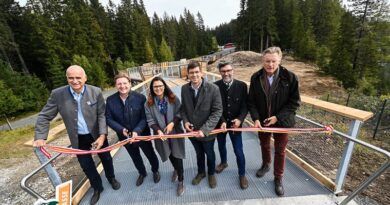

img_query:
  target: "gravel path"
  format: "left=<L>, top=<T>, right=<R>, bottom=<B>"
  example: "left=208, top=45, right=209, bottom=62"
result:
left=0, top=88, right=117, bottom=131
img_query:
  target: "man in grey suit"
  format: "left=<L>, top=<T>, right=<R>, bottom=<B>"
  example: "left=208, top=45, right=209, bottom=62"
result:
left=33, top=65, right=120, bottom=205
left=180, top=61, right=222, bottom=188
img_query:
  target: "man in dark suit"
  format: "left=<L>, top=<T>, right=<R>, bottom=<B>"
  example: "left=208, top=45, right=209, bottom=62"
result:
left=180, top=61, right=222, bottom=188
left=214, top=61, right=248, bottom=189
left=106, top=73, right=160, bottom=187
left=33, top=65, right=120, bottom=205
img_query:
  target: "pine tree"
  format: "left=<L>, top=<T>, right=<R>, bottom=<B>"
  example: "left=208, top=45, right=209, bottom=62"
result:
left=144, top=39, right=155, bottom=63
left=159, top=38, right=174, bottom=62
left=329, top=11, right=357, bottom=88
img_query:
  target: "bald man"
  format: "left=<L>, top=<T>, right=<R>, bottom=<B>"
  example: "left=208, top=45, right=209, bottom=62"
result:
left=34, top=65, right=121, bottom=205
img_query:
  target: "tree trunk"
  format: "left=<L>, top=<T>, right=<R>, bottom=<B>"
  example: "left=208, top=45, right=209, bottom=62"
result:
left=352, top=0, right=369, bottom=80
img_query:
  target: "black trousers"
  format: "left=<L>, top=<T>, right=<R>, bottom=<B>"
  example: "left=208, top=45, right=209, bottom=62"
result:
left=76, top=134, right=115, bottom=192
left=169, top=154, right=184, bottom=181
left=124, top=141, right=159, bottom=176
left=189, top=138, right=216, bottom=175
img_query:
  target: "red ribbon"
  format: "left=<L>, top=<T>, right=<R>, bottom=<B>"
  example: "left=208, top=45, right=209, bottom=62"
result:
left=40, top=125, right=333, bottom=157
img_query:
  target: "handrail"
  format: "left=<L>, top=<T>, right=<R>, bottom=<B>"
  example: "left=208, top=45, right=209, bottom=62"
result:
left=20, top=78, right=158, bottom=201
left=20, top=148, right=65, bottom=200
left=202, top=71, right=388, bottom=204
left=296, top=115, right=390, bottom=205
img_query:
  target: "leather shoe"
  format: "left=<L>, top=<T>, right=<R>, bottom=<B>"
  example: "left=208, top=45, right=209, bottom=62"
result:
left=136, top=175, right=145, bottom=186
left=90, top=189, right=102, bottom=205
left=177, top=181, right=185, bottom=196
left=239, top=175, right=248, bottom=189
left=191, top=173, right=206, bottom=185
left=215, top=163, right=228, bottom=174
left=108, top=178, right=121, bottom=190
left=172, top=170, right=178, bottom=182
left=208, top=175, right=217, bottom=189
left=153, top=171, right=161, bottom=183
left=274, top=178, right=284, bottom=196
left=256, top=163, right=270, bottom=178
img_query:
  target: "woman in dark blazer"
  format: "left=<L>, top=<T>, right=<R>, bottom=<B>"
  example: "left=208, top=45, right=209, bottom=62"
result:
left=144, top=76, right=186, bottom=196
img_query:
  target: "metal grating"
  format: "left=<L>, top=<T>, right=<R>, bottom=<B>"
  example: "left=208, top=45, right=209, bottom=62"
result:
left=79, top=79, right=333, bottom=204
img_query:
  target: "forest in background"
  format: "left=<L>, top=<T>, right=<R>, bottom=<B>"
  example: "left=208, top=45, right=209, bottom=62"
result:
left=0, top=0, right=218, bottom=116
left=0, top=0, right=389, bottom=118
left=214, top=0, right=389, bottom=96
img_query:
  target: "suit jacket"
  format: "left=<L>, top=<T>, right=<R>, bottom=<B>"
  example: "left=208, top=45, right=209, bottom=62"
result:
left=35, top=84, right=107, bottom=148
left=144, top=96, right=185, bottom=161
left=215, top=79, right=248, bottom=128
left=105, top=91, right=150, bottom=141
left=180, top=79, right=222, bottom=141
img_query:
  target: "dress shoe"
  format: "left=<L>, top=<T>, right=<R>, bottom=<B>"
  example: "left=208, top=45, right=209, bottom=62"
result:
left=215, top=163, right=228, bottom=174
left=153, top=171, right=161, bottom=183
left=136, top=175, right=145, bottom=186
left=90, top=189, right=102, bottom=205
left=208, top=175, right=217, bottom=189
left=172, top=170, right=178, bottom=182
left=191, top=173, right=206, bottom=185
left=177, top=181, right=185, bottom=196
left=108, top=178, right=121, bottom=190
left=256, top=163, right=270, bottom=178
left=274, top=178, right=285, bottom=196
left=239, top=175, right=248, bottom=189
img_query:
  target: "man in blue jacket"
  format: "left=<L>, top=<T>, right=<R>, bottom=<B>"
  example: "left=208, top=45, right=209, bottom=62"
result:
left=106, top=73, right=160, bottom=186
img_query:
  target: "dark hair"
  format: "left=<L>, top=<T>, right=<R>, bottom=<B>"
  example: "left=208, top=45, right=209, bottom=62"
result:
left=217, top=61, right=232, bottom=70
left=187, top=61, right=201, bottom=72
left=114, top=73, right=131, bottom=83
left=147, top=76, right=176, bottom=106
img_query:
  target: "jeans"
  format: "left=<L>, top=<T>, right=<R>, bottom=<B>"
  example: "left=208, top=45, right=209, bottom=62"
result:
left=190, top=138, right=216, bottom=175
left=76, top=134, right=115, bottom=191
left=217, top=131, right=246, bottom=176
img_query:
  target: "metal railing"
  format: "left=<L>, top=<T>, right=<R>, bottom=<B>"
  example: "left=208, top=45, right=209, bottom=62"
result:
left=202, top=71, right=389, bottom=205
left=20, top=76, right=159, bottom=201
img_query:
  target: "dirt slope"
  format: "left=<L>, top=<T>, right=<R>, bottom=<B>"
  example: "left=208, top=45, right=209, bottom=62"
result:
left=208, top=51, right=345, bottom=97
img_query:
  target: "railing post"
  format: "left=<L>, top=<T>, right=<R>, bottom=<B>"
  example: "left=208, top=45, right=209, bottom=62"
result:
left=335, top=120, right=362, bottom=194
left=34, top=148, right=62, bottom=187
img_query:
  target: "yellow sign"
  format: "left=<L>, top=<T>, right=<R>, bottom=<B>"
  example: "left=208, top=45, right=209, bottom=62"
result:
left=56, top=180, right=72, bottom=205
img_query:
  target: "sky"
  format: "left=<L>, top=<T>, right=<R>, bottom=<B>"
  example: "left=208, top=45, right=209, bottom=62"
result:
left=17, top=0, right=241, bottom=28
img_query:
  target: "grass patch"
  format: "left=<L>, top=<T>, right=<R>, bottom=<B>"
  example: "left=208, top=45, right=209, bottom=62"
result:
left=0, top=119, right=63, bottom=159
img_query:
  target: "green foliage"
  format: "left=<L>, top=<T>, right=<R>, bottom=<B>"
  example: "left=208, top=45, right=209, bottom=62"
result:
left=159, top=38, right=174, bottom=62
left=227, top=0, right=389, bottom=96
left=114, top=58, right=136, bottom=70
left=72, top=55, right=107, bottom=88
left=144, top=39, right=155, bottom=63
left=0, top=60, right=48, bottom=112
left=0, top=81, right=23, bottom=115
left=211, top=36, right=219, bottom=52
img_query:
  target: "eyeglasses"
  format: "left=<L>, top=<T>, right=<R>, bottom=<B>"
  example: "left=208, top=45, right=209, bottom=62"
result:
left=153, top=85, right=164, bottom=89
left=220, top=69, right=233, bottom=74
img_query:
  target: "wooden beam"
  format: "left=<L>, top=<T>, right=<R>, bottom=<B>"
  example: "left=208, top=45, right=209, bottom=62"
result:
left=300, top=96, right=373, bottom=122
left=24, top=123, right=66, bottom=147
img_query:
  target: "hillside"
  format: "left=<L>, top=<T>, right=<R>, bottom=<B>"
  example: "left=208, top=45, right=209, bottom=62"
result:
left=208, top=51, right=345, bottom=97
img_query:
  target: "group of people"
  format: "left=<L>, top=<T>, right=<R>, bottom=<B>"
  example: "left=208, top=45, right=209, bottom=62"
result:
left=33, top=46, right=300, bottom=205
